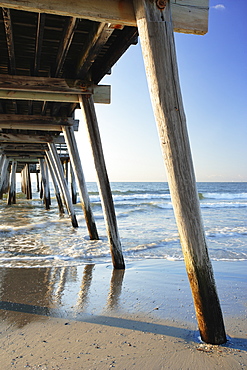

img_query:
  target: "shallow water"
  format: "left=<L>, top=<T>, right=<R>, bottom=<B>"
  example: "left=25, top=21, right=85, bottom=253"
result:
left=0, top=182, right=246, bottom=268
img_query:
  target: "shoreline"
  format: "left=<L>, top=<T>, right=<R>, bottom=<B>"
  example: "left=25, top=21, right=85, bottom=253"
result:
left=0, top=259, right=246, bottom=368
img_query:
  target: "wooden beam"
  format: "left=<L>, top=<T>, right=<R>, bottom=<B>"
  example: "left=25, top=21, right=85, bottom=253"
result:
left=0, top=74, right=111, bottom=103
left=0, top=132, right=60, bottom=143
left=54, top=17, right=78, bottom=77
left=76, top=23, right=115, bottom=79
left=2, top=8, right=16, bottom=74
left=133, top=0, right=226, bottom=344
left=0, top=0, right=209, bottom=34
left=0, top=115, right=79, bottom=131
left=33, top=13, right=46, bottom=76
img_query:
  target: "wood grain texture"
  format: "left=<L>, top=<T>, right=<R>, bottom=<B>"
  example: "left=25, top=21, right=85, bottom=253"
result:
left=63, top=125, right=99, bottom=240
left=80, top=94, right=125, bottom=269
left=0, top=0, right=209, bottom=34
left=47, top=142, right=78, bottom=227
left=133, top=0, right=226, bottom=344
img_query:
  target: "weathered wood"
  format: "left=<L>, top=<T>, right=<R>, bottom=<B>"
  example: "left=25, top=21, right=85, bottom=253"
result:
left=7, top=160, right=17, bottom=205
left=0, top=86, right=110, bottom=104
left=33, top=13, right=46, bottom=75
left=79, top=94, right=124, bottom=269
left=133, top=0, right=226, bottom=345
left=0, top=74, right=111, bottom=103
left=76, top=23, right=114, bottom=78
left=46, top=149, right=66, bottom=207
left=47, top=142, right=78, bottom=227
left=36, top=171, right=40, bottom=192
left=2, top=8, right=16, bottom=74
left=0, top=115, right=79, bottom=131
left=25, top=164, right=32, bottom=199
left=0, top=132, right=61, bottom=143
left=39, top=158, right=50, bottom=209
left=62, top=125, right=99, bottom=240
left=70, top=163, right=77, bottom=205
left=0, top=156, right=9, bottom=199
left=54, top=17, right=78, bottom=77
left=0, top=0, right=209, bottom=34
left=45, top=155, right=65, bottom=214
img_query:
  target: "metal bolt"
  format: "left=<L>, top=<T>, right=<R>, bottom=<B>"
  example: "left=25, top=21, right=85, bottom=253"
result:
left=156, top=0, right=167, bottom=10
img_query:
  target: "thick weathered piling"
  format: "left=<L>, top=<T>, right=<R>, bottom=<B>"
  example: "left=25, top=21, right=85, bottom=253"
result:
left=7, top=160, right=17, bottom=205
left=62, top=125, right=99, bottom=240
left=133, top=0, right=226, bottom=344
left=79, top=95, right=125, bottom=269
left=47, top=143, right=78, bottom=228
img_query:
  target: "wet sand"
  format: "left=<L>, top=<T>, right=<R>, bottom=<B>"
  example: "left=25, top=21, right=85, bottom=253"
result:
left=0, top=260, right=246, bottom=369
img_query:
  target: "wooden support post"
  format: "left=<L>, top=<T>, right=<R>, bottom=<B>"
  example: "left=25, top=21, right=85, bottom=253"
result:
left=47, top=143, right=78, bottom=227
left=46, top=149, right=66, bottom=206
left=36, top=171, right=40, bottom=192
left=7, top=160, right=17, bottom=205
left=62, top=125, right=99, bottom=240
left=39, top=159, right=50, bottom=209
left=63, top=159, right=69, bottom=184
left=25, top=164, right=32, bottom=200
left=79, top=95, right=125, bottom=269
left=44, top=158, right=51, bottom=206
left=133, top=0, right=226, bottom=344
left=45, top=154, right=65, bottom=214
left=0, top=156, right=9, bottom=199
left=70, top=162, right=77, bottom=204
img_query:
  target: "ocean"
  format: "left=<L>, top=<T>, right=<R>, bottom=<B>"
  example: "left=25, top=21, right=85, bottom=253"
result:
left=0, top=182, right=246, bottom=268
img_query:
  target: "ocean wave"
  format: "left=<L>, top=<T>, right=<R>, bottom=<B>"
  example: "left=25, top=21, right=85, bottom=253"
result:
left=201, top=202, right=247, bottom=208
left=202, top=192, right=247, bottom=200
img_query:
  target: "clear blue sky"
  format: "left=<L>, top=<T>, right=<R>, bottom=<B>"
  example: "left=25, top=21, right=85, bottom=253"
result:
left=75, top=1, right=247, bottom=182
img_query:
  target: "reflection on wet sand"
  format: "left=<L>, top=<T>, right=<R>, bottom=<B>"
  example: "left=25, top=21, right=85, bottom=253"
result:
left=107, top=269, right=125, bottom=310
left=0, top=264, right=125, bottom=327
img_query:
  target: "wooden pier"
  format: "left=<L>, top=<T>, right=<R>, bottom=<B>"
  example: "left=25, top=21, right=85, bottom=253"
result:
left=0, top=1, right=227, bottom=344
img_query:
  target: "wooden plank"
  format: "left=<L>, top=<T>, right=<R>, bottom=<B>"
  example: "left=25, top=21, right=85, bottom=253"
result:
left=0, top=0, right=209, bottom=34
left=79, top=94, right=125, bottom=269
left=0, top=84, right=111, bottom=104
left=133, top=0, right=226, bottom=344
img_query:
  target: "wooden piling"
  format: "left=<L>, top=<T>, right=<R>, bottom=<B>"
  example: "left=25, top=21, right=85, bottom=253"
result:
left=36, top=171, right=40, bottom=192
left=79, top=95, right=125, bottom=269
left=70, top=163, right=77, bottom=204
left=0, top=156, right=9, bottom=199
left=7, top=160, right=17, bottom=205
left=47, top=142, right=78, bottom=227
left=39, top=158, right=50, bottom=210
left=133, top=0, right=226, bottom=344
left=62, top=125, right=99, bottom=240
left=45, top=154, right=65, bottom=214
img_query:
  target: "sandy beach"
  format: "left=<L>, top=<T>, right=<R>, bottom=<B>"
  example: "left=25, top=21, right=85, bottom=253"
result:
left=0, top=260, right=246, bottom=369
